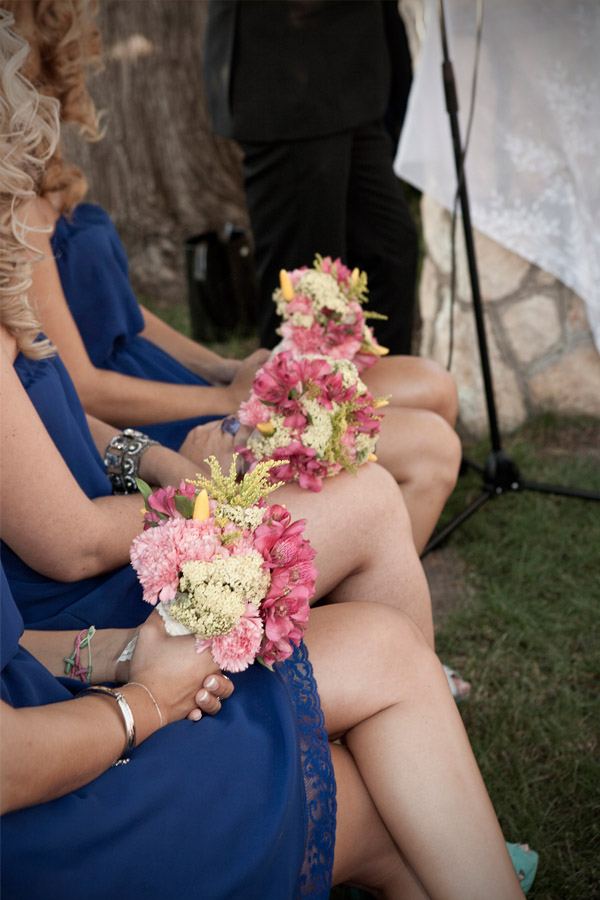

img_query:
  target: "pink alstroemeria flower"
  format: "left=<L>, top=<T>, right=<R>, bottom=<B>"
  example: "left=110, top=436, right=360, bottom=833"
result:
left=147, top=480, right=197, bottom=519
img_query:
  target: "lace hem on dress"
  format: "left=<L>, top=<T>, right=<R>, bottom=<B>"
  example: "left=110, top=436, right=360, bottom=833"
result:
left=277, top=641, right=337, bottom=899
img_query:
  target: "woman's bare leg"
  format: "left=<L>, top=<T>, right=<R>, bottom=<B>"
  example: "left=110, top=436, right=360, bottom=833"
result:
left=331, top=742, right=429, bottom=899
left=363, top=356, right=459, bottom=426
left=376, top=407, right=462, bottom=552
left=306, top=604, right=523, bottom=900
left=277, top=463, right=434, bottom=647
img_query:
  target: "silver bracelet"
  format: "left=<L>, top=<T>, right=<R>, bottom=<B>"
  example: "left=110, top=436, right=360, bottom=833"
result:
left=78, top=685, right=136, bottom=764
left=103, top=428, right=158, bottom=494
left=128, top=682, right=165, bottom=728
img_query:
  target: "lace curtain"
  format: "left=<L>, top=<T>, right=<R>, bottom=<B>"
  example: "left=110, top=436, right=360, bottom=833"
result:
left=395, top=0, right=600, bottom=350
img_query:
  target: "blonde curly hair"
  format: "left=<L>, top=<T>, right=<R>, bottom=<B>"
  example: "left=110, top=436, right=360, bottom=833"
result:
left=0, top=9, right=59, bottom=359
left=3, top=0, right=102, bottom=214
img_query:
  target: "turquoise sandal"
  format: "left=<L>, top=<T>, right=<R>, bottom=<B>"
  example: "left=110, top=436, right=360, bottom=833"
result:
left=507, top=842, right=539, bottom=894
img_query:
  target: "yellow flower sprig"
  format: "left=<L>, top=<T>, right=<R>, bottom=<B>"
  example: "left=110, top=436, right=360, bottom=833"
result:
left=191, top=455, right=286, bottom=508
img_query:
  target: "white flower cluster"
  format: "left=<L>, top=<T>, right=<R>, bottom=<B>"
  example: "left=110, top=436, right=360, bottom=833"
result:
left=288, top=311, right=314, bottom=328
left=218, top=503, right=266, bottom=531
left=173, top=552, right=270, bottom=637
left=301, top=397, right=334, bottom=455
left=330, top=357, right=365, bottom=391
left=297, top=270, right=348, bottom=316
left=354, top=430, right=378, bottom=462
left=247, top=417, right=292, bottom=458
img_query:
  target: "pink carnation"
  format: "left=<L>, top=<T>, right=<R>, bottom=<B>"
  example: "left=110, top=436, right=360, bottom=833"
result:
left=318, top=256, right=352, bottom=286
left=238, top=395, right=273, bottom=427
left=130, top=517, right=222, bottom=604
left=286, top=294, right=313, bottom=316
left=279, top=321, right=326, bottom=356
left=211, top=604, right=264, bottom=673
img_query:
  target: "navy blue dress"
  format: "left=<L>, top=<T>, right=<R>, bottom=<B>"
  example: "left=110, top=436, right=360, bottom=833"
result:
left=51, top=203, right=222, bottom=449
left=1, top=352, right=145, bottom=630
left=0, top=349, right=335, bottom=895
left=1, top=570, right=336, bottom=899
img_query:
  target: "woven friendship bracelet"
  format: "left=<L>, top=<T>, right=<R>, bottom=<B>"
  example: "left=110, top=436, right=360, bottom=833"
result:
left=64, top=626, right=96, bottom=682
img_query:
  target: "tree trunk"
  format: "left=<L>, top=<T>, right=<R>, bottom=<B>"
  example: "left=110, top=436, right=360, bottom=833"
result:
left=63, top=0, right=247, bottom=305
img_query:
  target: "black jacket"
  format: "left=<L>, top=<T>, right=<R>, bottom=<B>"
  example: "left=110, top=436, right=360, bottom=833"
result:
left=204, top=0, right=411, bottom=143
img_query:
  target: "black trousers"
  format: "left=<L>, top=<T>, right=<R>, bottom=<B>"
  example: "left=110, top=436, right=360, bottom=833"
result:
left=241, top=119, right=418, bottom=352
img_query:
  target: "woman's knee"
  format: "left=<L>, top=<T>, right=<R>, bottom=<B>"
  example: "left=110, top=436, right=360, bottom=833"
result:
left=415, top=412, right=462, bottom=496
left=421, top=359, right=459, bottom=425
left=339, top=602, right=434, bottom=685
left=357, top=462, right=414, bottom=540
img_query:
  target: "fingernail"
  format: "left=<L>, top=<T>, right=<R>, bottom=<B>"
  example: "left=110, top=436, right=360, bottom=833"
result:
left=205, top=676, right=219, bottom=690
left=190, top=709, right=202, bottom=721
left=197, top=689, right=209, bottom=702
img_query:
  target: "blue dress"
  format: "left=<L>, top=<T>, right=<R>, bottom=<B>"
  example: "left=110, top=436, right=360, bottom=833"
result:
left=1, top=352, right=145, bottom=630
left=51, top=203, right=223, bottom=450
left=1, top=569, right=336, bottom=899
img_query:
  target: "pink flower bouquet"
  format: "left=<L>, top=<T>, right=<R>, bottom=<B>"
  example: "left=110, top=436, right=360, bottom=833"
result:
left=130, top=457, right=317, bottom=671
left=274, top=254, right=389, bottom=372
left=237, top=351, right=386, bottom=492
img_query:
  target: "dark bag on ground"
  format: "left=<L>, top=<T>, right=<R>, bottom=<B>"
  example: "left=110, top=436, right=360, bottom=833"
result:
left=184, top=225, right=258, bottom=342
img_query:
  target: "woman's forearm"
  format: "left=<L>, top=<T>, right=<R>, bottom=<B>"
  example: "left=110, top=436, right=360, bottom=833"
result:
left=86, top=416, right=207, bottom=485
left=79, top=368, right=235, bottom=427
left=0, top=690, right=160, bottom=813
left=20, top=627, right=137, bottom=681
left=140, top=305, right=237, bottom=383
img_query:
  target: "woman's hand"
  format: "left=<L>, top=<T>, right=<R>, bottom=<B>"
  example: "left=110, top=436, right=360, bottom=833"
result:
left=222, top=349, right=270, bottom=409
left=187, top=673, right=234, bottom=721
left=128, top=612, right=227, bottom=727
left=179, top=418, right=252, bottom=471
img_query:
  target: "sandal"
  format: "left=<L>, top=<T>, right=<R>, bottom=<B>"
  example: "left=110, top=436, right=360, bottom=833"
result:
left=442, top=663, right=471, bottom=702
left=506, top=842, right=539, bottom=894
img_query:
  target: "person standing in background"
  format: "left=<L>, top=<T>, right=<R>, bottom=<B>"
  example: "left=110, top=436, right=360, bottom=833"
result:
left=204, top=0, right=418, bottom=352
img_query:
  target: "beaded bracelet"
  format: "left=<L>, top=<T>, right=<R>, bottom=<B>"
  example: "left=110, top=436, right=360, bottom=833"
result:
left=103, top=428, right=158, bottom=494
left=64, top=626, right=96, bottom=682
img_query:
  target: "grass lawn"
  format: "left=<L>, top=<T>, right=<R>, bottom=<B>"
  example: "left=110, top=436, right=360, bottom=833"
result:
left=431, top=415, right=600, bottom=899
left=144, top=294, right=599, bottom=898
left=335, top=415, right=599, bottom=900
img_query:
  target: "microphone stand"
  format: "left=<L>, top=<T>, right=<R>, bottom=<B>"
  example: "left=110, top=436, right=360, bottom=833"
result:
left=424, top=0, right=600, bottom=555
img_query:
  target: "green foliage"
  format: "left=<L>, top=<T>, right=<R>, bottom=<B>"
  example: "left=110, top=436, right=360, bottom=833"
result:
left=135, top=477, right=153, bottom=502
left=173, top=494, right=195, bottom=518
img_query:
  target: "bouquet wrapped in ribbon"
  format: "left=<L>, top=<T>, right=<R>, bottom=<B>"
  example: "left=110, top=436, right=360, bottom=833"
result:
left=274, top=255, right=389, bottom=373
left=238, top=351, right=386, bottom=492
left=130, top=457, right=317, bottom=671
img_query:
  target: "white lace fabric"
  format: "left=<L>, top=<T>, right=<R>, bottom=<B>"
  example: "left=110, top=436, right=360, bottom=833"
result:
left=395, top=0, right=600, bottom=350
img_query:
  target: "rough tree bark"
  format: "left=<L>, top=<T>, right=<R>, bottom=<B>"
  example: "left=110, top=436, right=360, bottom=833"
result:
left=63, top=0, right=247, bottom=304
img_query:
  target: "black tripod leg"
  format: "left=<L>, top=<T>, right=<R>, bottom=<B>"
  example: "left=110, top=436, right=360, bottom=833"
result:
left=422, top=490, right=493, bottom=557
left=461, top=455, right=485, bottom=476
left=520, top=479, right=600, bottom=502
